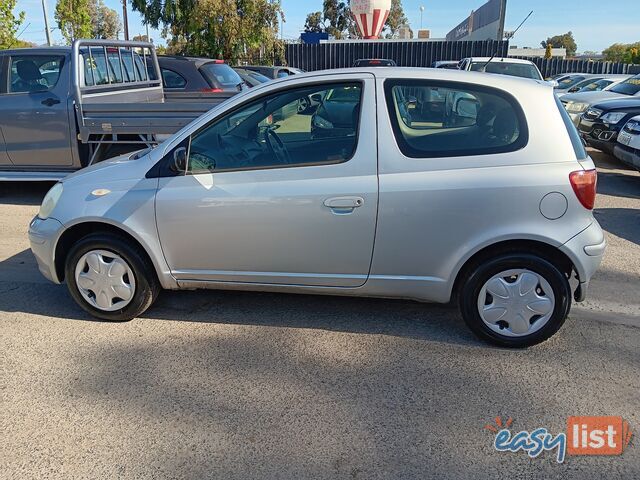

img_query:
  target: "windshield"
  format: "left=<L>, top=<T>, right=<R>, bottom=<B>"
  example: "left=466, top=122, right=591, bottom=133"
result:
left=470, top=62, right=542, bottom=80
left=609, top=75, right=640, bottom=96
left=200, top=63, right=243, bottom=88
left=556, top=75, right=586, bottom=90
left=578, top=79, right=612, bottom=92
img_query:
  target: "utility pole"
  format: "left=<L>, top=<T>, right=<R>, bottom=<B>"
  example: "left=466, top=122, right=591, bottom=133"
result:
left=42, top=0, right=52, bottom=45
left=420, top=5, right=425, bottom=30
left=122, top=0, right=129, bottom=40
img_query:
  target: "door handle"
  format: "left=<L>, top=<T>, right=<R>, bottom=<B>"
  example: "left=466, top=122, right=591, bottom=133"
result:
left=324, top=196, right=364, bottom=214
left=41, top=98, right=60, bottom=107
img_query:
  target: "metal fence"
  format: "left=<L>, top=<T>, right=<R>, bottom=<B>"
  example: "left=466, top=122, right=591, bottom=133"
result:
left=285, top=40, right=508, bottom=71
left=514, top=57, right=640, bottom=78
left=284, top=39, right=640, bottom=78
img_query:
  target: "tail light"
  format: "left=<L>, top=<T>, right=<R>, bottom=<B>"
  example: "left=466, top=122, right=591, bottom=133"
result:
left=200, top=88, right=224, bottom=93
left=569, top=169, right=597, bottom=210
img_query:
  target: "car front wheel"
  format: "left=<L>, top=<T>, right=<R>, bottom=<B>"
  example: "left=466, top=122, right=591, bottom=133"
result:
left=65, top=233, right=160, bottom=321
left=459, top=253, right=571, bottom=347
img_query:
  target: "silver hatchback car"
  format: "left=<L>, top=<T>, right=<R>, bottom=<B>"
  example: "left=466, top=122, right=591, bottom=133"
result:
left=29, top=68, right=605, bottom=347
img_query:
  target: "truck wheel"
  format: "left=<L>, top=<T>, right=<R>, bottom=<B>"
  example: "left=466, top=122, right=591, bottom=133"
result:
left=64, top=233, right=160, bottom=321
left=459, top=253, right=571, bottom=347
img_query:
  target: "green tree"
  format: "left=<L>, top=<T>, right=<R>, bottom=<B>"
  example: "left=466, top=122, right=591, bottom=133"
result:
left=90, top=0, right=121, bottom=39
left=541, top=32, right=577, bottom=57
left=55, top=0, right=92, bottom=43
left=304, top=11, right=324, bottom=33
left=602, top=42, right=640, bottom=63
left=0, top=0, right=25, bottom=49
left=544, top=43, right=552, bottom=59
left=384, top=0, right=408, bottom=39
left=131, top=0, right=285, bottom=64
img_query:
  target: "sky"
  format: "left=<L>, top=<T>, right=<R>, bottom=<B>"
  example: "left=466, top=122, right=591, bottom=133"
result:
left=15, top=0, right=640, bottom=53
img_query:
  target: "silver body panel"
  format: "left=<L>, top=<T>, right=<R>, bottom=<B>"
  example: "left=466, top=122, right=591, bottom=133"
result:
left=30, top=68, right=605, bottom=304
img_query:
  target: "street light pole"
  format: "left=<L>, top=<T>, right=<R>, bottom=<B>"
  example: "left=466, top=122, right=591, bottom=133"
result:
left=122, top=0, right=129, bottom=41
left=420, top=5, right=425, bottom=30
left=42, top=0, right=52, bottom=45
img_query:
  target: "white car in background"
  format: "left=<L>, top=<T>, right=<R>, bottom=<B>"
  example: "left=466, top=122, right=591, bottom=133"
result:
left=614, top=115, right=640, bottom=170
left=458, top=57, right=544, bottom=81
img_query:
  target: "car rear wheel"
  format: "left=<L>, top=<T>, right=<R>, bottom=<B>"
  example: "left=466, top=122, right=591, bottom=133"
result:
left=65, top=233, right=160, bottom=321
left=459, top=253, right=571, bottom=347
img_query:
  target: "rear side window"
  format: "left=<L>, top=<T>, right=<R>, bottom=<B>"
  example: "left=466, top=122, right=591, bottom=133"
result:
left=9, top=55, right=64, bottom=93
left=385, top=80, right=528, bottom=158
left=555, top=95, right=587, bottom=160
left=161, top=68, right=187, bottom=89
left=199, top=63, right=243, bottom=88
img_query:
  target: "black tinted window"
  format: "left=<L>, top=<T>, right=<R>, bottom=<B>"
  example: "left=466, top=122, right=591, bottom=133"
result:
left=200, top=63, right=243, bottom=88
left=161, top=68, right=187, bottom=89
left=610, top=75, right=640, bottom=96
left=470, top=62, right=541, bottom=80
left=187, top=83, right=362, bottom=173
left=385, top=80, right=528, bottom=158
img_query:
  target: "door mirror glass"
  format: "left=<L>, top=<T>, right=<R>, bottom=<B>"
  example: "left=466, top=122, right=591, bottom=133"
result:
left=310, top=93, right=323, bottom=103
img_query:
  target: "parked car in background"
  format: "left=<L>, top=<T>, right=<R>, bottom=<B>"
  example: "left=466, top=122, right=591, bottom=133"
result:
left=613, top=115, right=640, bottom=170
left=458, top=57, right=544, bottom=81
left=158, top=56, right=246, bottom=93
left=233, top=67, right=271, bottom=87
left=353, top=59, right=397, bottom=67
left=432, top=61, right=459, bottom=69
left=561, top=73, right=640, bottom=125
left=241, top=65, right=305, bottom=79
left=554, top=73, right=603, bottom=95
left=0, top=40, right=227, bottom=181
left=577, top=97, right=640, bottom=154
left=569, top=76, right=631, bottom=95
left=29, top=67, right=604, bottom=348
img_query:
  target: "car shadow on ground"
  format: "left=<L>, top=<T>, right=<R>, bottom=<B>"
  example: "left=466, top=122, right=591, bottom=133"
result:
left=594, top=207, right=640, bottom=246
left=0, top=181, right=54, bottom=205
left=0, top=248, right=477, bottom=347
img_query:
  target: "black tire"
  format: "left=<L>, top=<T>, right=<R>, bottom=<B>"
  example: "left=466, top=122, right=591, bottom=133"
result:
left=459, top=253, right=571, bottom=348
left=64, top=233, right=161, bottom=321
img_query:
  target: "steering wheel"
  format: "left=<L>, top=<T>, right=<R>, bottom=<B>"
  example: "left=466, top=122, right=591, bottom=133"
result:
left=265, top=128, right=291, bottom=164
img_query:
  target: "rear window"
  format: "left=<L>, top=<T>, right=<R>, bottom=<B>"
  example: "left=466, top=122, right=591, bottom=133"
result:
left=248, top=71, right=270, bottom=83
left=470, top=62, right=542, bottom=80
left=609, top=75, right=640, bottom=96
left=554, top=95, right=587, bottom=160
left=385, top=79, right=528, bottom=158
left=199, top=63, right=243, bottom=88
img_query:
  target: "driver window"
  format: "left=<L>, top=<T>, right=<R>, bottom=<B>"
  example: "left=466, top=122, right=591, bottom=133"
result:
left=187, top=82, right=363, bottom=173
left=9, top=55, right=64, bottom=93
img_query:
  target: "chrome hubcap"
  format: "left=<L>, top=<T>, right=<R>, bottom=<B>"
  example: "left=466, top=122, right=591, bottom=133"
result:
left=74, top=249, right=136, bottom=311
left=477, top=269, right=555, bottom=337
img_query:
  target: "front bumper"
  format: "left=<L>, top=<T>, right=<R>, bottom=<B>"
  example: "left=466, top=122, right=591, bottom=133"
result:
left=28, top=216, right=64, bottom=284
left=577, top=118, right=620, bottom=154
left=560, top=221, right=606, bottom=302
left=613, top=143, right=640, bottom=170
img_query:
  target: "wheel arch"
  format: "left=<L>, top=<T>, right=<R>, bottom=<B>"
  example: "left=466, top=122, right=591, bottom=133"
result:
left=451, top=239, right=576, bottom=303
left=54, top=220, right=172, bottom=288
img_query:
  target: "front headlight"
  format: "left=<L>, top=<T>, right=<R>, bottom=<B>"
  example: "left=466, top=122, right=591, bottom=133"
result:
left=39, top=183, right=63, bottom=219
left=600, top=112, right=626, bottom=125
left=566, top=101, right=589, bottom=113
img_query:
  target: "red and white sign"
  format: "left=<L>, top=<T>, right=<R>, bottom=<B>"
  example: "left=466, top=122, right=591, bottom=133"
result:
left=351, top=0, right=391, bottom=39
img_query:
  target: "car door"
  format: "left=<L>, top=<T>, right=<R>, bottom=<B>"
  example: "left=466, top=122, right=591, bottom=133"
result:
left=154, top=74, right=378, bottom=287
left=0, top=53, right=73, bottom=167
left=0, top=57, right=11, bottom=166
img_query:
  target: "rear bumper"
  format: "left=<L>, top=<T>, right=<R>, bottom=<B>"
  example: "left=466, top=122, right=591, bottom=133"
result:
left=560, top=221, right=606, bottom=302
left=613, top=144, right=640, bottom=170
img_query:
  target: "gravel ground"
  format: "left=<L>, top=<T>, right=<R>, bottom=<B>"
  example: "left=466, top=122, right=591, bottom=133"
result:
left=0, top=150, right=638, bottom=479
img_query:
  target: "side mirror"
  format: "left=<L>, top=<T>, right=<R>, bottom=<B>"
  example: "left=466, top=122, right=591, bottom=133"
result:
left=548, top=80, right=559, bottom=88
left=171, top=146, right=187, bottom=173
left=310, top=93, right=323, bottom=103
left=406, top=96, right=418, bottom=109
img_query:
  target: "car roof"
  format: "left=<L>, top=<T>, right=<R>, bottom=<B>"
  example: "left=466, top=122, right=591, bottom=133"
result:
left=465, top=57, right=537, bottom=65
left=0, top=46, right=70, bottom=55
